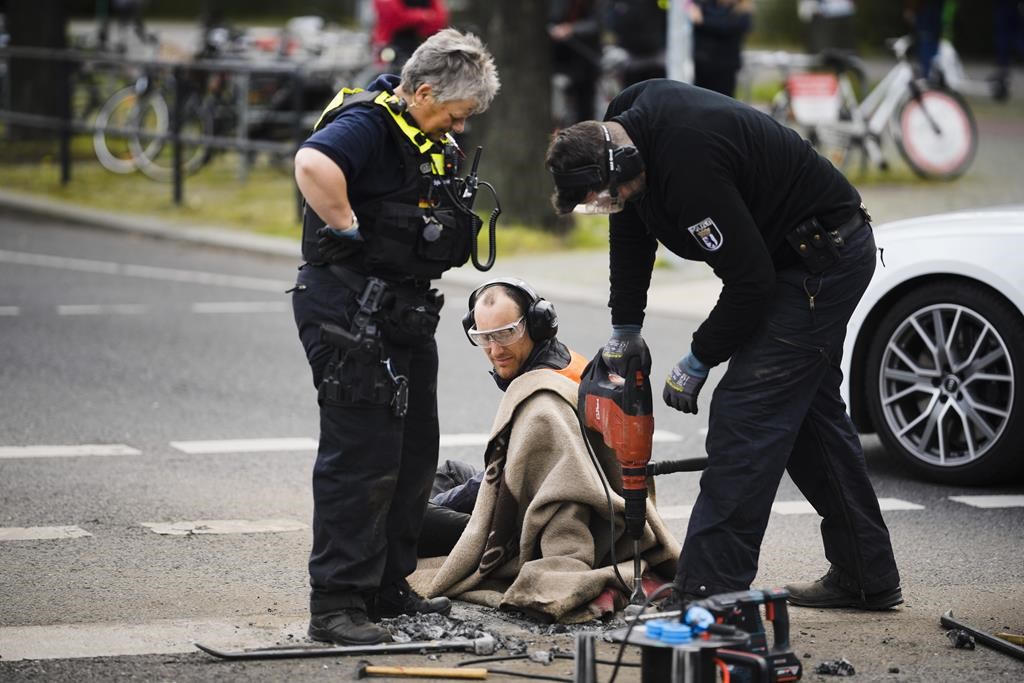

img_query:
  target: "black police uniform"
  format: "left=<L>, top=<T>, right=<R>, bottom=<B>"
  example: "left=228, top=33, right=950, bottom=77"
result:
left=291, top=75, right=476, bottom=617
left=604, top=79, right=900, bottom=599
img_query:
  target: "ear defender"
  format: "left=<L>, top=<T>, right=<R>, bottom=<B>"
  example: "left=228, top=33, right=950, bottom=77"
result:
left=463, top=277, right=559, bottom=344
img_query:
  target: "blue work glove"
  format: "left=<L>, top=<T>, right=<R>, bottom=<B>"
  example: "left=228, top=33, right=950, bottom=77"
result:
left=663, top=351, right=709, bottom=414
left=602, top=324, right=651, bottom=379
left=316, top=222, right=363, bottom=263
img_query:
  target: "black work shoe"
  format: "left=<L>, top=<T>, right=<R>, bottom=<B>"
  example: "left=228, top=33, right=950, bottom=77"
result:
left=658, top=588, right=704, bottom=614
left=785, top=571, right=903, bottom=610
left=308, top=609, right=392, bottom=645
left=373, top=581, right=451, bottom=620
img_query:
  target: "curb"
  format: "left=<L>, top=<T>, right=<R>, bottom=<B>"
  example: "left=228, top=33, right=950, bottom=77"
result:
left=0, top=188, right=714, bottom=319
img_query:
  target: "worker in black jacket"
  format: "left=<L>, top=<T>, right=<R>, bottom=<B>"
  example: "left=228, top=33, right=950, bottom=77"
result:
left=545, top=79, right=902, bottom=611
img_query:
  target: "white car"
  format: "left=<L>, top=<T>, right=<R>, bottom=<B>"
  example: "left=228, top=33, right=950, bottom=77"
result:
left=843, top=208, right=1024, bottom=484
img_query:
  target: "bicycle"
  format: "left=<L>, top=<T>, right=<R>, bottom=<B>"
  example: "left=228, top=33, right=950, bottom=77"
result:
left=769, top=36, right=977, bottom=180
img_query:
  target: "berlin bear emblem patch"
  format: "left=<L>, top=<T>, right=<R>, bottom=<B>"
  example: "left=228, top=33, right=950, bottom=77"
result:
left=687, top=217, right=723, bottom=251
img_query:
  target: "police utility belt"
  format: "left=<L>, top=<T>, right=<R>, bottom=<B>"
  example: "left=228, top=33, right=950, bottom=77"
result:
left=785, top=205, right=871, bottom=274
left=315, top=264, right=444, bottom=418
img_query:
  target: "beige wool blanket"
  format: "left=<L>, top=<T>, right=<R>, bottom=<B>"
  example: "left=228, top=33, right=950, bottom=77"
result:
left=411, top=369, right=681, bottom=623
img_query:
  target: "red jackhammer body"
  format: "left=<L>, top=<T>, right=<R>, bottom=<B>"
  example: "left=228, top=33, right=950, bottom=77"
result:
left=578, top=351, right=655, bottom=604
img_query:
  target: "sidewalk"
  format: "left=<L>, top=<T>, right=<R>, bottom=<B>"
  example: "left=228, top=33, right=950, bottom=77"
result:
left=0, top=187, right=722, bottom=320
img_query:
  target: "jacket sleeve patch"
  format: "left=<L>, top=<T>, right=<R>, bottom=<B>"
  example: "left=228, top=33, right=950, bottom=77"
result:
left=687, top=217, right=724, bottom=251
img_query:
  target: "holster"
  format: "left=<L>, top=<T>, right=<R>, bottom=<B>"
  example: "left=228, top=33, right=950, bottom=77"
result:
left=379, top=287, right=445, bottom=347
left=318, top=348, right=392, bottom=408
left=785, top=215, right=841, bottom=274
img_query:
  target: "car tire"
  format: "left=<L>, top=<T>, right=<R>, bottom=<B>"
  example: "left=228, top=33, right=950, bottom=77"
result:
left=865, top=281, right=1024, bottom=484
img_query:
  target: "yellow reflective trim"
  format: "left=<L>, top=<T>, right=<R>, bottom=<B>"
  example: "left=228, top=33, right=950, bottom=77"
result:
left=430, top=153, right=445, bottom=174
left=314, top=87, right=364, bottom=130
left=374, top=91, right=436, bottom=154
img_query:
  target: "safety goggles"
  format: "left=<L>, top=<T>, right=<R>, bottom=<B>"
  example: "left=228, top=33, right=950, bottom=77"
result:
left=467, top=316, right=526, bottom=347
left=576, top=189, right=625, bottom=215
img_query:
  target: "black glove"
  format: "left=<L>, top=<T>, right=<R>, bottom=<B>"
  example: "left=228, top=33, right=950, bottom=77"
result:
left=602, top=325, right=651, bottom=379
left=316, top=224, right=363, bottom=263
left=663, top=352, right=709, bottom=414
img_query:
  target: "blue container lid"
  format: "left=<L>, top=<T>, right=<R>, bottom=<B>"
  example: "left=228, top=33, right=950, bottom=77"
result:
left=660, top=623, right=693, bottom=644
left=644, top=620, right=666, bottom=639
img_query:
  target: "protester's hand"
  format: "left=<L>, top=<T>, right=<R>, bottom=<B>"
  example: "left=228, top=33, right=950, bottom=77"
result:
left=316, top=224, right=363, bottom=263
left=602, top=325, right=651, bottom=379
left=663, top=352, right=709, bottom=414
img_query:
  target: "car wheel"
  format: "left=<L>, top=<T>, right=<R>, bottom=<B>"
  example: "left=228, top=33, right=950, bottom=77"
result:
left=865, top=281, right=1024, bottom=484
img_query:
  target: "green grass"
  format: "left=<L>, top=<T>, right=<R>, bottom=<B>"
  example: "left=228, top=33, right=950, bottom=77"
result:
left=0, top=134, right=606, bottom=254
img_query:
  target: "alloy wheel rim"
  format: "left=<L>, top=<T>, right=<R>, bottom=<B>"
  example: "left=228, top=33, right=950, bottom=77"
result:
left=879, top=303, right=1014, bottom=468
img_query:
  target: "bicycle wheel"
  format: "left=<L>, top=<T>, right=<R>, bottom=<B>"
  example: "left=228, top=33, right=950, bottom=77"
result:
left=892, top=85, right=977, bottom=180
left=131, top=92, right=213, bottom=182
left=93, top=86, right=166, bottom=174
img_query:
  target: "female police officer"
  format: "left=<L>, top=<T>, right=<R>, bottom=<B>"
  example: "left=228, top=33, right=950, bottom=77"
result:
left=292, top=28, right=499, bottom=645
left=545, top=79, right=902, bottom=612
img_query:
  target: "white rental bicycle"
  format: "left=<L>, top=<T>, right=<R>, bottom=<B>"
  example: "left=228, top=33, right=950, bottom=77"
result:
left=770, top=36, right=977, bottom=180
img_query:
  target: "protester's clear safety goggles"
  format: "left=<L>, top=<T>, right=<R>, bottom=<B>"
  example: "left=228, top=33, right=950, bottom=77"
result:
left=468, top=316, right=527, bottom=346
left=575, top=190, right=625, bottom=215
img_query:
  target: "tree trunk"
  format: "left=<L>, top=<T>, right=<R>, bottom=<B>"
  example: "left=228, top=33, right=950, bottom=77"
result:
left=466, top=0, right=561, bottom=231
left=6, top=0, right=69, bottom=140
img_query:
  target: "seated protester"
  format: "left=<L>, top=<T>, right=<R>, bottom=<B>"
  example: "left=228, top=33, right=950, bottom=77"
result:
left=417, top=279, right=588, bottom=558
left=412, top=278, right=681, bottom=623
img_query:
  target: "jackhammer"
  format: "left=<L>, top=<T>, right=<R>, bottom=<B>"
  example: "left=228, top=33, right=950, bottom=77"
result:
left=577, top=351, right=707, bottom=609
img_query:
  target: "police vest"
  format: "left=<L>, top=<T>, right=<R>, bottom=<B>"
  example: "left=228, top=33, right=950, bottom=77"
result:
left=301, top=88, right=475, bottom=281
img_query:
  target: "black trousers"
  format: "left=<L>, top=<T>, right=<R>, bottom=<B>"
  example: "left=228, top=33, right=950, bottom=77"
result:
left=676, top=225, right=900, bottom=597
left=292, top=264, right=440, bottom=614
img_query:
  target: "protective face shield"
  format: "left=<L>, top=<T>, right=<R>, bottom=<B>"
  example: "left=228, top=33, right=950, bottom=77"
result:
left=576, top=190, right=626, bottom=215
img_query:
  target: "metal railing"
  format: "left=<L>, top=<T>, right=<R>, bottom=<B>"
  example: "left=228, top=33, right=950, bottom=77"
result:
left=0, top=44, right=345, bottom=212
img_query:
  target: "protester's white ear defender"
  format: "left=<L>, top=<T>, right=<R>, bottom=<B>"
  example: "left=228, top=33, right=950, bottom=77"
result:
left=462, top=278, right=558, bottom=344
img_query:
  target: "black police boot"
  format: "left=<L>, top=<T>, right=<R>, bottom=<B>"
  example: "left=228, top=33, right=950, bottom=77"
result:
left=308, top=608, right=392, bottom=645
left=372, top=579, right=452, bottom=620
left=785, top=567, right=903, bottom=610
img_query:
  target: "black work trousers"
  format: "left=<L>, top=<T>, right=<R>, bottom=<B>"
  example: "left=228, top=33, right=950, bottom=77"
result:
left=292, top=264, right=440, bottom=615
left=676, top=225, right=900, bottom=597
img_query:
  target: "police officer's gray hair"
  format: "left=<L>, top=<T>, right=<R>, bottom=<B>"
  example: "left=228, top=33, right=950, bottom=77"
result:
left=400, top=28, right=500, bottom=112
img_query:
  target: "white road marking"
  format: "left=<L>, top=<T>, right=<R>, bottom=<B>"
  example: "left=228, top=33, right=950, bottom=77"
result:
left=439, top=430, right=684, bottom=448
left=0, top=444, right=141, bottom=459
left=57, top=303, right=149, bottom=315
left=0, top=614, right=306, bottom=661
left=659, top=497, right=923, bottom=520
left=878, top=497, right=927, bottom=511
left=191, top=301, right=290, bottom=314
left=141, top=519, right=307, bottom=536
left=0, top=526, right=92, bottom=541
left=169, top=437, right=318, bottom=454
left=0, top=249, right=291, bottom=292
left=949, top=495, right=1024, bottom=509
left=0, top=305, right=19, bottom=315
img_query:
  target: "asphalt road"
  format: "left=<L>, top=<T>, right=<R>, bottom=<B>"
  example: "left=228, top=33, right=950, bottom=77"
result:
left=1, top=215, right=1023, bottom=681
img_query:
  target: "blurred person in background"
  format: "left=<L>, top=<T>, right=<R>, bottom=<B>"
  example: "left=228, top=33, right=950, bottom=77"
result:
left=904, top=0, right=946, bottom=79
left=992, top=0, right=1024, bottom=98
left=689, top=0, right=753, bottom=98
left=372, top=0, right=448, bottom=74
left=607, top=0, right=668, bottom=86
left=550, top=0, right=603, bottom=125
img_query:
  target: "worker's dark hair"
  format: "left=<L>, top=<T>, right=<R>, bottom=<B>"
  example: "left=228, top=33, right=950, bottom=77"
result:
left=545, top=121, right=607, bottom=214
